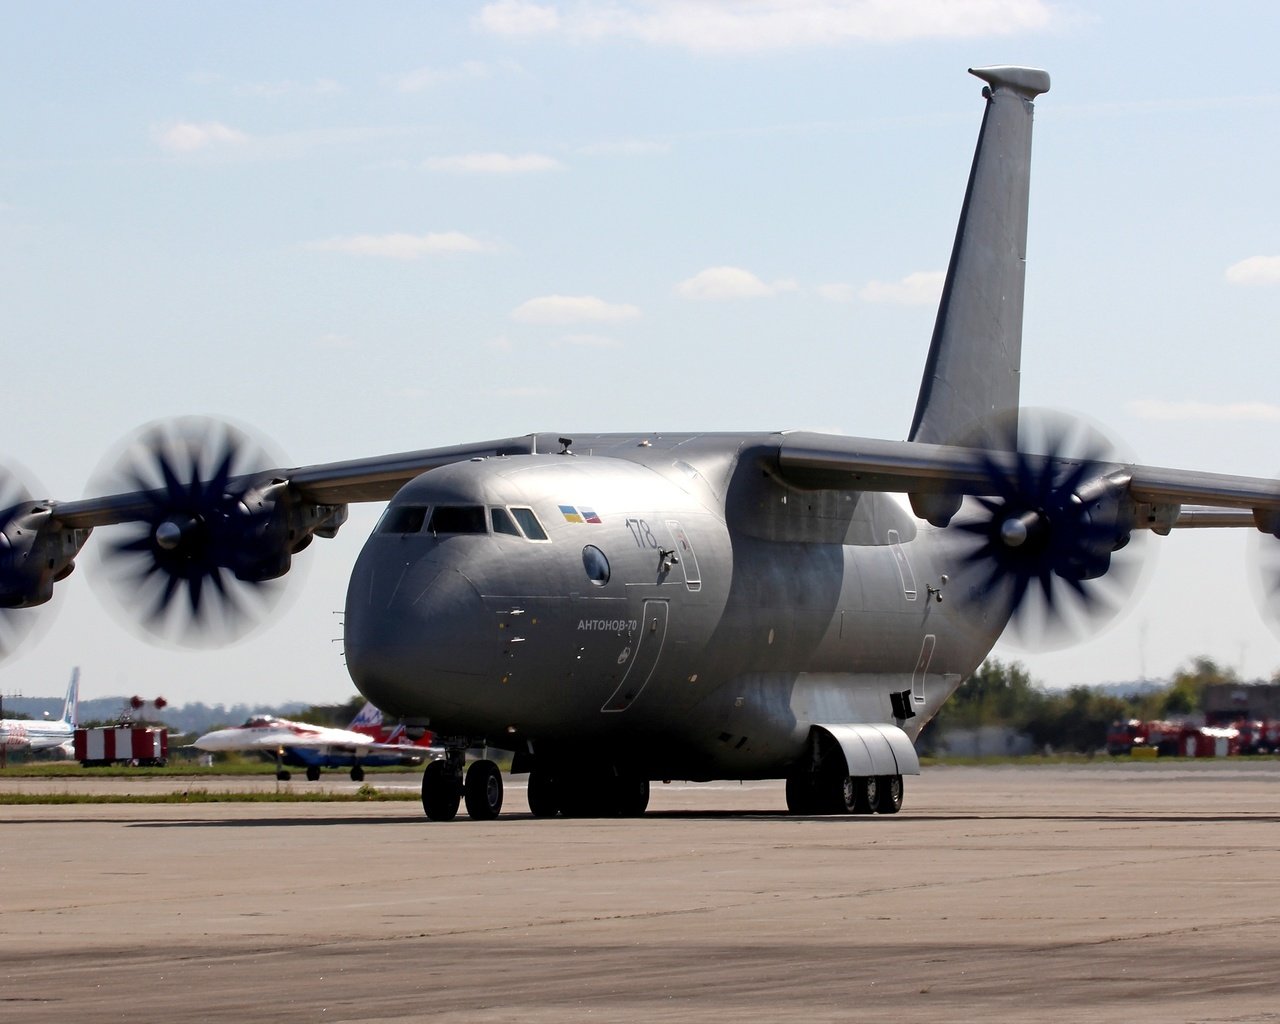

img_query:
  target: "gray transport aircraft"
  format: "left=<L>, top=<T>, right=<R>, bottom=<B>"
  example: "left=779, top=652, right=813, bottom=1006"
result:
left=2, top=67, right=1278, bottom=820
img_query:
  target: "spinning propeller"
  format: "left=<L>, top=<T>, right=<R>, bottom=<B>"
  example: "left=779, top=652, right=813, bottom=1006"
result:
left=88, top=417, right=296, bottom=648
left=0, top=463, right=55, bottom=660
left=952, top=410, right=1147, bottom=650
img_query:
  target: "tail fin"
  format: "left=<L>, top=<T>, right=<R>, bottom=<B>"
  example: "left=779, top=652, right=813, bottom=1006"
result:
left=347, top=700, right=383, bottom=730
left=61, top=667, right=79, bottom=728
left=909, top=66, right=1050, bottom=451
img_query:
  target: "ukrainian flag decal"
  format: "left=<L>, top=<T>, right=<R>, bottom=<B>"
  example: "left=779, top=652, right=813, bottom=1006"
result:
left=559, top=505, right=601, bottom=524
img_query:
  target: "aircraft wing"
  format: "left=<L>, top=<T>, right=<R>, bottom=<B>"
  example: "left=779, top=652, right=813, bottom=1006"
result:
left=45, top=433, right=544, bottom=530
left=775, top=432, right=1280, bottom=532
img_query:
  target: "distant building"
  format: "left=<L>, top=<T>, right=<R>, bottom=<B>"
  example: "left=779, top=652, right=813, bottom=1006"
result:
left=1202, top=683, right=1280, bottom=725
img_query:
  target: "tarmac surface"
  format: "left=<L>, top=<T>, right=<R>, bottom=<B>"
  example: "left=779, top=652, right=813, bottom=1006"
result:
left=3, top=761, right=1279, bottom=1023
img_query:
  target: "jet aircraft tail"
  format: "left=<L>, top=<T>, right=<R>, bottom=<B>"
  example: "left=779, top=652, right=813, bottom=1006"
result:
left=60, top=667, right=79, bottom=728
left=347, top=700, right=383, bottom=730
left=908, top=66, right=1050, bottom=453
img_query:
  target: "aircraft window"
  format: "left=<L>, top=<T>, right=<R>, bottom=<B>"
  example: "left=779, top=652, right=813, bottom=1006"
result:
left=380, top=506, right=428, bottom=534
left=582, top=545, right=610, bottom=586
left=511, top=507, right=548, bottom=541
left=427, top=505, right=487, bottom=535
left=491, top=507, right=521, bottom=537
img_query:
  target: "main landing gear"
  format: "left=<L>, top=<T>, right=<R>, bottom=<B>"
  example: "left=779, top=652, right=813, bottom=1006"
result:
left=421, top=747, right=505, bottom=821
left=418, top=747, right=652, bottom=821
left=524, top=768, right=650, bottom=818
left=785, top=769, right=905, bottom=815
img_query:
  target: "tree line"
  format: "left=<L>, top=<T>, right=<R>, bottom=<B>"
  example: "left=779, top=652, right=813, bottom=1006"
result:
left=918, top=655, right=1273, bottom=755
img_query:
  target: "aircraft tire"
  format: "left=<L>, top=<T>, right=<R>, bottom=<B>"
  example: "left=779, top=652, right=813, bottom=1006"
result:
left=527, top=769, right=560, bottom=817
left=850, top=775, right=877, bottom=815
left=464, top=759, right=504, bottom=820
left=350, top=765, right=365, bottom=782
left=275, top=769, right=291, bottom=782
left=421, top=759, right=460, bottom=822
left=874, top=775, right=903, bottom=814
left=305, top=765, right=321, bottom=782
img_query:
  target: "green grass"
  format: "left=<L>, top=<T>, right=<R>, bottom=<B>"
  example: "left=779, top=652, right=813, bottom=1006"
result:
left=0, top=785, right=420, bottom=805
left=0, top=761, right=424, bottom=778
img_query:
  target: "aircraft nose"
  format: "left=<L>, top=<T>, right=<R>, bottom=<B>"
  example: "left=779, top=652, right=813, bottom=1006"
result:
left=193, top=729, right=230, bottom=750
left=344, top=563, right=499, bottom=714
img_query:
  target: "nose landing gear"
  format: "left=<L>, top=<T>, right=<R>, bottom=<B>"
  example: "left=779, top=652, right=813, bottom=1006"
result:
left=420, top=745, right=505, bottom=821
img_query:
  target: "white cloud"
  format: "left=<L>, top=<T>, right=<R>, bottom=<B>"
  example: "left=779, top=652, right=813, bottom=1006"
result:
left=310, top=232, right=490, bottom=258
left=1225, top=255, right=1280, bottom=286
left=477, top=0, right=1056, bottom=52
left=154, top=120, right=248, bottom=153
left=859, top=270, right=944, bottom=306
left=1127, top=399, right=1280, bottom=423
left=675, top=266, right=781, bottom=300
left=424, top=152, right=565, bottom=173
left=394, top=61, right=492, bottom=92
left=512, top=295, right=640, bottom=325
left=477, top=0, right=560, bottom=35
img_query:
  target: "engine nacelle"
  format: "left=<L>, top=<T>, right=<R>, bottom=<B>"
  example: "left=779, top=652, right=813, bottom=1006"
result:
left=149, top=478, right=347, bottom=585
left=222, top=481, right=347, bottom=583
left=0, top=505, right=91, bottom=608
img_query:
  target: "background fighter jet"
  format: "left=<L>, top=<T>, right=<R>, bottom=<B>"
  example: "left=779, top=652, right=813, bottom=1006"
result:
left=1, top=67, right=1278, bottom=821
left=194, top=709, right=430, bottom=782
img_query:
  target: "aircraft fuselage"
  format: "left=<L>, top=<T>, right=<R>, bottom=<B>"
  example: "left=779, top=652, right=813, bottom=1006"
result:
left=343, top=433, right=1002, bottom=781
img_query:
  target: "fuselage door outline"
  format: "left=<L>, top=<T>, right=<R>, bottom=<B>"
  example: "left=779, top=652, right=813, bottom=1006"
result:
left=600, top=599, right=669, bottom=713
left=664, top=520, right=701, bottom=592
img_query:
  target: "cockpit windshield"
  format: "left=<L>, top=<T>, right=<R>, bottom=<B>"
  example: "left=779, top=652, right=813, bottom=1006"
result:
left=426, top=506, right=487, bottom=534
left=378, top=506, right=427, bottom=534
left=377, top=503, right=549, bottom=540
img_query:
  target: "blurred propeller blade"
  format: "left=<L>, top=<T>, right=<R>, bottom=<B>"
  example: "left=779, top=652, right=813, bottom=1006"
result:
left=951, top=409, right=1148, bottom=651
left=88, top=416, right=291, bottom=648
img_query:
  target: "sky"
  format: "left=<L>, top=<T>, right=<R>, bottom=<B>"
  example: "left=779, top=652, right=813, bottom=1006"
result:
left=3, top=0, right=1280, bottom=707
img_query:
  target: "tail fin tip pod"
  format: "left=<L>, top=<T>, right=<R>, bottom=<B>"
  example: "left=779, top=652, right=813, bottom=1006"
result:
left=907, top=65, right=1049, bottom=527
left=968, top=65, right=1051, bottom=99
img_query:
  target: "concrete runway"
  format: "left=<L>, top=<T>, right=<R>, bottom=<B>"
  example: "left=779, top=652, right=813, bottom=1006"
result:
left=3, top=762, right=1279, bottom=1023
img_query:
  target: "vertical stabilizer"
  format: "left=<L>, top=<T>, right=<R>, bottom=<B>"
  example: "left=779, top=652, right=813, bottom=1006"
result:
left=909, top=66, right=1050, bottom=453
left=61, top=666, right=79, bottom=728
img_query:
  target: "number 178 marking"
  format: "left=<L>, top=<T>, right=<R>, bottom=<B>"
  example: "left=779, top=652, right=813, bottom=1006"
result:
left=624, top=518, right=658, bottom=549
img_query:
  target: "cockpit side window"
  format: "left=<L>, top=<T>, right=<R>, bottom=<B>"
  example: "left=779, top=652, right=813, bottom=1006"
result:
left=510, top=506, right=548, bottom=541
left=427, top=505, right=487, bottom=535
left=491, top=507, right=521, bottom=537
left=379, top=506, right=428, bottom=534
